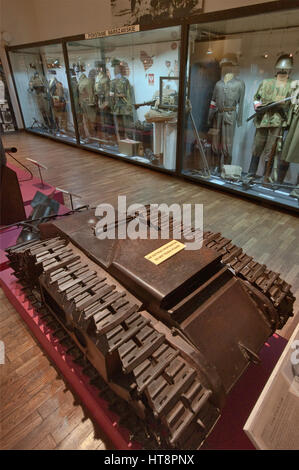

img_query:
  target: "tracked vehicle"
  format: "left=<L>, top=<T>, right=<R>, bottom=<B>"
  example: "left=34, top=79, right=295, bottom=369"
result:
left=6, top=206, right=295, bottom=449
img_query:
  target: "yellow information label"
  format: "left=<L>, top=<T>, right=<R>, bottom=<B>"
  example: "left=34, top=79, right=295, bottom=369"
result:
left=144, top=240, right=186, bottom=266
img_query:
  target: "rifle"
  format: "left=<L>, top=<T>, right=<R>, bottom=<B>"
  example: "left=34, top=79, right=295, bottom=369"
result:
left=185, top=99, right=211, bottom=178
left=134, top=100, right=156, bottom=110
left=246, top=95, right=295, bottom=122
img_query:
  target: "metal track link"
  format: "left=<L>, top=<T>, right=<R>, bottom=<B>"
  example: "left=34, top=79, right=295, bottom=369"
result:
left=6, top=237, right=72, bottom=288
left=7, top=240, right=218, bottom=449
left=202, top=231, right=294, bottom=328
left=15, top=281, right=160, bottom=449
left=152, top=213, right=294, bottom=329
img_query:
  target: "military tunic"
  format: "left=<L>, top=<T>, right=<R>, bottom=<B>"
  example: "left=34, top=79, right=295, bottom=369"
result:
left=95, top=73, right=110, bottom=109
left=29, top=74, right=53, bottom=129
left=208, top=76, right=245, bottom=165
left=78, top=73, right=96, bottom=136
left=249, top=78, right=292, bottom=176
left=253, top=78, right=292, bottom=128
left=49, top=78, right=67, bottom=132
left=110, top=76, right=134, bottom=140
left=70, top=76, right=85, bottom=137
left=110, top=76, right=133, bottom=116
left=95, top=73, right=111, bottom=136
left=70, top=76, right=80, bottom=112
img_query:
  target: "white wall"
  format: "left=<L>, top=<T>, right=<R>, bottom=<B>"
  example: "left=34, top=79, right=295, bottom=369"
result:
left=31, top=0, right=112, bottom=43
left=1, top=0, right=112, bottom=46
left=1, top=0, right=38, bottom=46
left=0, top=0, right=112, bottom=127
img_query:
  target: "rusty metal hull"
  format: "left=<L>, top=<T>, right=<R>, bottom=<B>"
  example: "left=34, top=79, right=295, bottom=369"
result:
left=6, top=208, right=295, bottom=449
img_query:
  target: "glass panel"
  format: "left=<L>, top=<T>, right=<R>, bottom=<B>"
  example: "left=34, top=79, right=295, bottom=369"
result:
left=9, top=44, right=76, bottom=142
left=66, top=26, right=181, bottom=170
left=183, top=9, right=299, bottom=210
left=0, top=59, right=17, bottom=134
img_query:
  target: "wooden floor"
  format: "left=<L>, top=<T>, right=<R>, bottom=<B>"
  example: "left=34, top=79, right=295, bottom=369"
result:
left=0, top=290, right=114, bottom=450
left=1, top=131, right=299, bottom=450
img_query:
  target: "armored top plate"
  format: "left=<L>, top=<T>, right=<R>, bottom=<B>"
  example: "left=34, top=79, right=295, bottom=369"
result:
left=40, top=209, right=221, bottom=308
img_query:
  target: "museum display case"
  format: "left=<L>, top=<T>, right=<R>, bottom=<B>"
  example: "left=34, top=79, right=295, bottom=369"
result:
left=182, top=8, right=299, bottom=209
left=5, top=2, right=299, bottom=211
left=9, top=44, right=76, bottom=142
left=66, top=26, right=181, bottom=170
left=0, top=59, right=17, bottom=134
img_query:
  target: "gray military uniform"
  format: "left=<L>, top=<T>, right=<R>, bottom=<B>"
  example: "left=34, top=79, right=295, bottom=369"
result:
left=208, top=76, right=245, bottom=165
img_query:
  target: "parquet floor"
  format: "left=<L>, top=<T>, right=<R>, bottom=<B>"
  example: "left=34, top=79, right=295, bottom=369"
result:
left=1, top=131, right=298, bottom=450
left=0, top=290, right=114, bottom=450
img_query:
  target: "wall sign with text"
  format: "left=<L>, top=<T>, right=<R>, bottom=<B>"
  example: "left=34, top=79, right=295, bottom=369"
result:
left=85, top=24, right=140, bottom=40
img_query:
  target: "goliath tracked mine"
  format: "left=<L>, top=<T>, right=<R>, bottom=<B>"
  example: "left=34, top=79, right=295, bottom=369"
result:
left=6, top=206, right=295, bottom=449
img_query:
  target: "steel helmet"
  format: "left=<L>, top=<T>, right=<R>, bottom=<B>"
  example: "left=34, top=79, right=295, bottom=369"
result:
left=275, top=54, right=293, bottom=72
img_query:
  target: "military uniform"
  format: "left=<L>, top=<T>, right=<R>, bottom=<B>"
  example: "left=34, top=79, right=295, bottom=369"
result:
left=248, top=77, right=292, bottom=177
left=110, top=76, right=133, bottom=116
left=95, top=73, right=110, bottom=109
left=95, top=73, right=111, bottom=138
left=49, top=77, right=67, bottom=132
left=70, top=75, right=85, bottom=138
left=208, top=76, right=245, bottom=165
left=277, top=81, right=299, bottom=184
left=281, top=90, right=299, bottom=164
left=78, top=73, right=96, bottom=137
left=29, top=74, right=53, bottom=129
left=70, top=76, right=79, bottom=111
left=110, top=76, right=134, bottom=139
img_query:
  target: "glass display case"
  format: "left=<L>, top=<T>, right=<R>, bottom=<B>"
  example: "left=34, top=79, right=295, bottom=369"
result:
left=9, top=44, right=76, bottom=142
left=6, top=3, right=299, bottom=212
left=0, top=59, right=17, bottom=134
left=182, top=8, right=299, bottom=209
left=66, top=26, right=181, bottom=170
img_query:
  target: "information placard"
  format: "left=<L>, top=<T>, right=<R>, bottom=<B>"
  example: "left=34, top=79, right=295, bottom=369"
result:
left=85, top=25, right=140, bottom=40
left=244, top=323, right=299, bottom=449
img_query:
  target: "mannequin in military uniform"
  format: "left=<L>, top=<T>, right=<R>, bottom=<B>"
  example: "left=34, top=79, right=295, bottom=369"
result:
left=48, top=70, right=67, bottom=133
left=69, top=68, right=85, bottom=138
left=78, top=69, right=96, bottom=137
left=247, top=55, right=293, bottom=180
left=208, top=57, right=245, bottom=171
left=94, top=61, right=111, bottom=140
left=110, top=59, right=134, bottom=140
left=277, top=79, right=299, bottom=184
left=28, top=71, right=53, bottom=129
